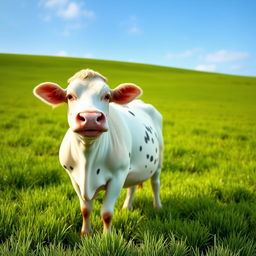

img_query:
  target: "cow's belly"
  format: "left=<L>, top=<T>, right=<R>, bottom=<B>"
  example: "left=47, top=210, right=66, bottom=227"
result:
left=124, top=151, right=159, bottom=187
left=124, top=169, right=154, bottom=187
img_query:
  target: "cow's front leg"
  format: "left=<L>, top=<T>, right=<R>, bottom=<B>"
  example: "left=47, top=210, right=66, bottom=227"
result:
left=69, top=176, right=93, bottom=235
left=80, top=200, right=92, bottom=236
left=101, top=177, right=125, bottom=233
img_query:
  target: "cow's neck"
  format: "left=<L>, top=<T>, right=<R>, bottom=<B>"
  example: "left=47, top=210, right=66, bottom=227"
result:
left=69, top=132, right=110, bottom=201
left=73, top=131, right=110, bottom=155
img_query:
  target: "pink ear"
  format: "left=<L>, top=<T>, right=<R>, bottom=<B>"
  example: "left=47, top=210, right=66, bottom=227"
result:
left=111, top=83, right=142, bottom=104
left=33, top=82, right=67, bottom=106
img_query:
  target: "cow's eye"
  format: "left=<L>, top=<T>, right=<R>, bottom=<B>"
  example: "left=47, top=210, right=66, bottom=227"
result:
left=66, top=94, right=74, bottom=101
left=104, top=93, right=111, bottom=101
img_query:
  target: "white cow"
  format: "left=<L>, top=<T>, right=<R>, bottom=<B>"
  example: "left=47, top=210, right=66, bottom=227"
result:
left=33, top=69, right=163, bottom=234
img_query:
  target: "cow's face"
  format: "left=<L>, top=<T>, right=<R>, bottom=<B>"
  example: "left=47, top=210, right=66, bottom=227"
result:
left=66, top=77, right=112, bottom=137
left=33, top=73, right=142, bottom=139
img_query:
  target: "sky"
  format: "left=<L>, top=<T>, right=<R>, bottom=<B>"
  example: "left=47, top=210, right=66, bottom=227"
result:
left=0, top=0, right=256, bottom=76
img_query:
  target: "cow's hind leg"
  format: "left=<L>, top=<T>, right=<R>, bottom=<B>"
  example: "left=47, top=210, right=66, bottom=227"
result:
left=151, top=170, right=162, bottom=209
left=151, top=133, right=163, bottom=209
left=122, top=185, right=136, bottom=210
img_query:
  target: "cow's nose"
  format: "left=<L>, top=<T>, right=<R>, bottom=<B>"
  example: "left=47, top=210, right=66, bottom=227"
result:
left=76, top=111, right=106, bottom=127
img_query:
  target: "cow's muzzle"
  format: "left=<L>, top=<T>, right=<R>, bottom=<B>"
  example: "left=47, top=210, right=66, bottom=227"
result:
left=75, top=111, right=108, bottom=137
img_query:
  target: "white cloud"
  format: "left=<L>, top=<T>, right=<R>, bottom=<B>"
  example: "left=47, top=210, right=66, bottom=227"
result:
left=195, top=64, right=217, bottom=72
left=40, top=0, right=95, bottom=20
left=165, top=48, right=202, bottom=59
left=44, top=0, right=67, bottom=8
left=57, top=50, right=68, bottom=56
left=129, top=25, right=141, bottom=34
left=58, top=2, right=79, bottom=19
left=205, top=50, right=250, bottom=63
left=126, top=16, right=142, bottom=35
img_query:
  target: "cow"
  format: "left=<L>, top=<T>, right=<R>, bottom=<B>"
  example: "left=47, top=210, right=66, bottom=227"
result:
left=33, top=69, right=163, bottom=235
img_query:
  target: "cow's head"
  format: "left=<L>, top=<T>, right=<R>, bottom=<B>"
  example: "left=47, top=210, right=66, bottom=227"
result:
left=33, top=69, right=142, bottom=138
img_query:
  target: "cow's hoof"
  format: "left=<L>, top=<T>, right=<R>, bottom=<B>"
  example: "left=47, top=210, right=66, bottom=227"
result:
left=154, top=203, right=162, bottom=209
left=80, top=230, right=90, bottom=236
left=122, top=204, right=133, bottom=211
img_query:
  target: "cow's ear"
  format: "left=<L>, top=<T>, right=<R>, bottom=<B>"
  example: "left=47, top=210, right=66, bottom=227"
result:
left=110, top=83, right=142, bottom=104
left=33, top=82, right=67, bottom=106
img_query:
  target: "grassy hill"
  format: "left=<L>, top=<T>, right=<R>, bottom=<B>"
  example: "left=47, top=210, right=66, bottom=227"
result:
left=0, top=53, right=256, bottom=255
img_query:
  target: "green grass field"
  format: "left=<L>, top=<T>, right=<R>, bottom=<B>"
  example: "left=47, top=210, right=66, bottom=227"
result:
left=0, top=53, right=256, bottom=255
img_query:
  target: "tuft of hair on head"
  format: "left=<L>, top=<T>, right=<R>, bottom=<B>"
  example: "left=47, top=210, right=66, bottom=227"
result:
left=68, top=69, right=107, bottom=84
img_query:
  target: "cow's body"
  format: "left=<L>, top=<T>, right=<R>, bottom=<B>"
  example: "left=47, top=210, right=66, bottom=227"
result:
left=33, top=69, right=163, bottom=234
left=60, top=100, right=163, bottom=200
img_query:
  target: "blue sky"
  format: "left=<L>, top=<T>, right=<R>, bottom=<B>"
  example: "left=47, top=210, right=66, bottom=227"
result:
left=1, top=0, right=256, bottom=76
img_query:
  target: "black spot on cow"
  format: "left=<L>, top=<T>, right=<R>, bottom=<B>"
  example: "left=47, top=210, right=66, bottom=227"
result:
left=128, top=111, right=135, bottom=116
left=139, top=146, right=142, bottom=151
left=63, top=165, right=67, bottom=169
left=150, top=156, right=154, bottom=162
left=146, top=154, right=149, bottom=159
left=96, top=168, right=100, bottom=175
left=145, top=165, right=147, bottom=168
left=145, top=125, right=152, bottom=134
left=144, top=131, right=150, bottom=143
left=151, top=170, right=153, bottom=174
left=70, top=166, right=74, bottom=170
left=151, top=138, right=154, bottom=144
left=155, top=148, right=158, bottom=153
left=154, top=159, right=157, bottom=165
left=129, top=152, right=131, bottom=158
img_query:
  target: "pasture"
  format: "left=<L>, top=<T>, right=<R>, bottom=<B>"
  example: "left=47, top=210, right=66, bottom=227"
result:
left=0, top=53, right=256, bottom=255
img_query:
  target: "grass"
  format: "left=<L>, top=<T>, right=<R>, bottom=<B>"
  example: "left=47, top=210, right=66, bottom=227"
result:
left=0, top=53, right=256, bottom=255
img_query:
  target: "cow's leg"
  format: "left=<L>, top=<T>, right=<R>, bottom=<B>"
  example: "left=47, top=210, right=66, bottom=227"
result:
left=69, top=176, right=93, bottom=235
left=101, top=177, right=124, bottom=233
left=80, top=200, right=93, bottom=236
left=150, top=170, right=162, bottom=209
left=122, top=185, right=136, bottom=210
left=151, top=142, right=163, bottom=209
